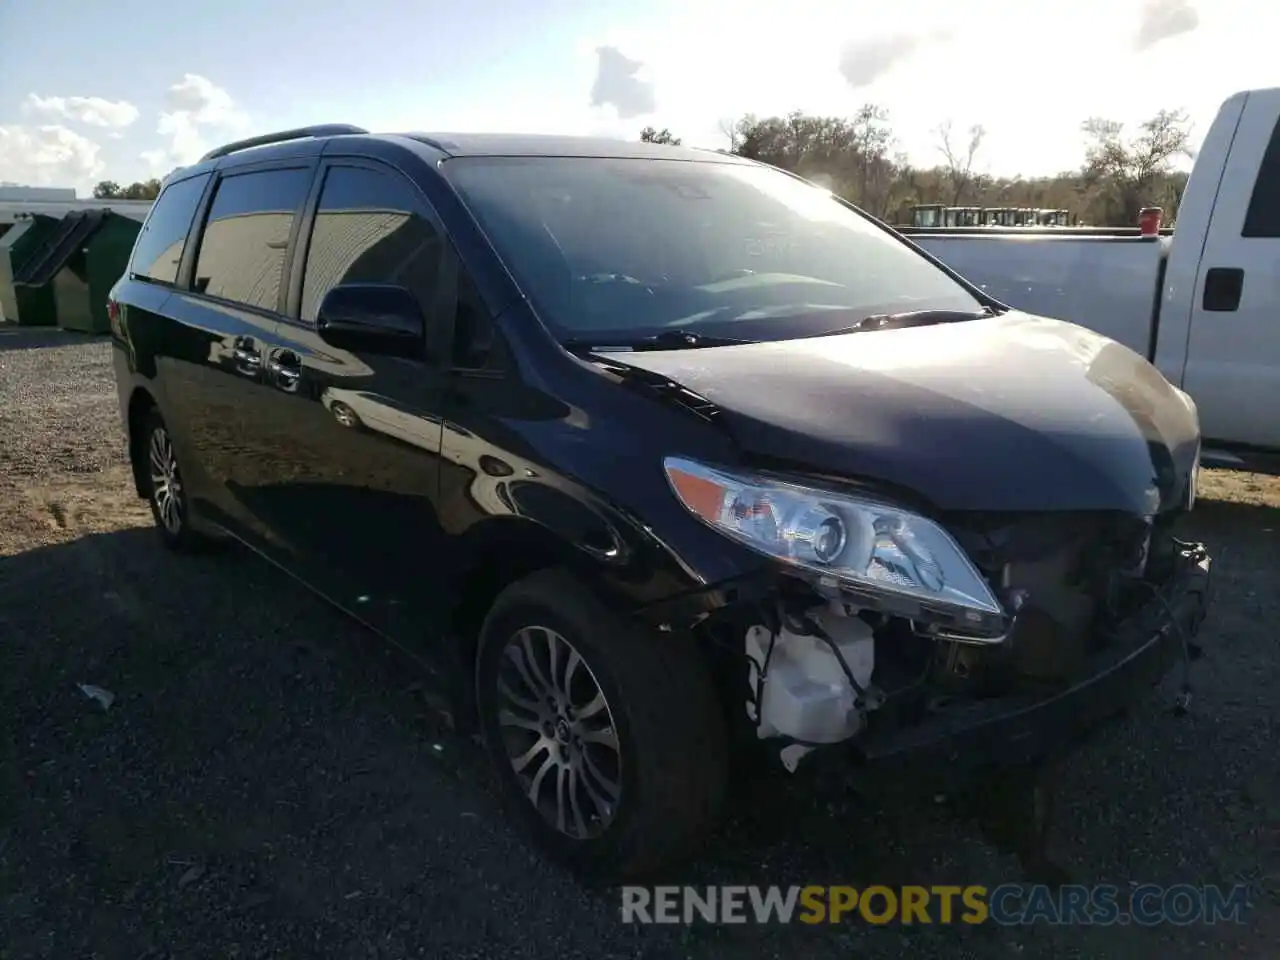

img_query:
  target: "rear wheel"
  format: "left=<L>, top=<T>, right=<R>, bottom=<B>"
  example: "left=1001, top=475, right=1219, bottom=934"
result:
left=475, top=568, right=727, bottom=880
left=140, top=409, right=210, bottom=552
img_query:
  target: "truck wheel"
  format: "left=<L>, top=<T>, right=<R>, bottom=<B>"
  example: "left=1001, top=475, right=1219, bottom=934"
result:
left=475, top=568, right=727, bottom=880
left=140, top=409, right=210, bottom=552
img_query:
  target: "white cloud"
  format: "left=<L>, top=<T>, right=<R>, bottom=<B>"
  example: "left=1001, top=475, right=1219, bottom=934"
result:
left=1135, top=0, right=1200, bottom=50
left=164, top=72, right=247, bottom=127
left=589, top=47, right=657, bottom=121
left=838, top=31, right=948, bottom=89
left=23, top=94, right=140, bottom=129
left=139, top=148, right=170, bottom=173
left=0, top=125, right=103, bottom=194
left=143, top=73, right=250, bottom=173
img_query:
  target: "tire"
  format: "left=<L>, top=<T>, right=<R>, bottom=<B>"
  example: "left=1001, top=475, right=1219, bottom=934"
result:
left=475, top=568, right=727, bottom=881
left=330, top=401, right=362, bottom=430
left=139, top=408, right=212, bottom=552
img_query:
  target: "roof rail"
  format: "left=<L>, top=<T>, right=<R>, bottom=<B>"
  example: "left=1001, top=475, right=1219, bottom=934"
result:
left=198, top=124, right=369, bottom=163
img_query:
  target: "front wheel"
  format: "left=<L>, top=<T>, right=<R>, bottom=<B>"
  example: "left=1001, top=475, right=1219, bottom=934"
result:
left=476, top=568, right=727, bottom=880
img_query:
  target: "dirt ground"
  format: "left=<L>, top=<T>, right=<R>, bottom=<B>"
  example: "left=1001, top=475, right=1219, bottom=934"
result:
left=1, top=327, right=1277, bottom=959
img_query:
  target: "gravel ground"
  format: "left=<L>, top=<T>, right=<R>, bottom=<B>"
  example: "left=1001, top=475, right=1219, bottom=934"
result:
left=1, top=326, right=1277, bottom=959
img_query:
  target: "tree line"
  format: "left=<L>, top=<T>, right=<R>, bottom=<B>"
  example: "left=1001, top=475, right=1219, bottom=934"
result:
left=641, top=106, right=1194, bottom=228
left=93, top=178, right=163, bottom=201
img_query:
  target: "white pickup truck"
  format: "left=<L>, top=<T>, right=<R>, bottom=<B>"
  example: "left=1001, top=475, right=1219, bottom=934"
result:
left=900, top=87, right=1280, bottom=470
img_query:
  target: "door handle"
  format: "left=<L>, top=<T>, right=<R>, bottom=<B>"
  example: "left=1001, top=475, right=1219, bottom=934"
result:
left=1202, top=267, right=1244, bottom=312
left=267, top=350, right=302, bottom=391
left=231, top=336, right=261, bottom=375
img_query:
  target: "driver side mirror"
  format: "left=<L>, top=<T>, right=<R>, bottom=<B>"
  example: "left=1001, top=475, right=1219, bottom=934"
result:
left=316, top=283, right=425, bottom=359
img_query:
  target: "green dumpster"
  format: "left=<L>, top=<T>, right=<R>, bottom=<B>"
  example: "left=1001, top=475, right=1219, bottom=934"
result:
left=0, top=215, right=61, bottom=326
left=51, top=212, right=141, bottom=333
left=52, top=260, right=94, bottom=331
left=81, top=213, right=141, bottom=333
left=8, top=210, right=141, bottom=333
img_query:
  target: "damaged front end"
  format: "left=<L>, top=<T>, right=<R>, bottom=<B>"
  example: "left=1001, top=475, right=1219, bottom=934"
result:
left=661, top=458, right=1212, bottom=781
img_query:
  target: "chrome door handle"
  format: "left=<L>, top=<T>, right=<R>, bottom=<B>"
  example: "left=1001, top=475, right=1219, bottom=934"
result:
left=267, top=358, right=299, bottom=378
left=267, top=353, right=302, bottom=391
left=231, top=337, right=261, bottom=376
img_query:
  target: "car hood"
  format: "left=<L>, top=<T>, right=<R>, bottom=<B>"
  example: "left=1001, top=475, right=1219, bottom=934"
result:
left=604, top=312, right=1200, bottom=514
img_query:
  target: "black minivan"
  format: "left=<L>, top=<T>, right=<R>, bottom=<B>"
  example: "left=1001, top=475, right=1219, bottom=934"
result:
left=110, top=124, right=1211, bottom=879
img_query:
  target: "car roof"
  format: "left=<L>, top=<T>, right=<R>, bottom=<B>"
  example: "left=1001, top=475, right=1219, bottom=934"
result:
left=161, top=127, right=753, bottom=190
left=402, top=133, right=751, bottom=164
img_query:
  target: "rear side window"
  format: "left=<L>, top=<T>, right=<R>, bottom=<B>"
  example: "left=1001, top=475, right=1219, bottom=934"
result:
left=1243, top=119, right=1280, bottom=237
left=129, top=173, right=210, bottom=283
left=193, top=167, right=312, bottom=310
left=300, top=165, right=443, bottom=322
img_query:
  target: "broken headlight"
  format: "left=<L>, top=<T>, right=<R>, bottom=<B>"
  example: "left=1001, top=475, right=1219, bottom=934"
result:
left=665, top=456, right=1004, bottom=627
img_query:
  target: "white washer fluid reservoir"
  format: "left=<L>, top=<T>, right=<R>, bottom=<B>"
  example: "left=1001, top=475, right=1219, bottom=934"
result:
left=745, top=604, right=875, bottom=744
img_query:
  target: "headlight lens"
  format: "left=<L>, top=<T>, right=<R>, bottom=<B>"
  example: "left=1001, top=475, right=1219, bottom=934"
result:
left=664, top=456, right=1003, bottom=622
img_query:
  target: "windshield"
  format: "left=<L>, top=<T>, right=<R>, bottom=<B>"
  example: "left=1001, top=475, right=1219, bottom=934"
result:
left=444, top=157, right=985, bottom=345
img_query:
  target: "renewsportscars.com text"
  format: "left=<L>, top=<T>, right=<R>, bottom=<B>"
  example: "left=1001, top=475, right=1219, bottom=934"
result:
left=620, top=884, right=1251, bottom=926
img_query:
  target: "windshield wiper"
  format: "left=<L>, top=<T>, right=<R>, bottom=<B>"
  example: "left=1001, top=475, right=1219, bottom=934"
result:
left=563, top=330, right=758, bottom=353
left=812, top=306, right=999, bottom=337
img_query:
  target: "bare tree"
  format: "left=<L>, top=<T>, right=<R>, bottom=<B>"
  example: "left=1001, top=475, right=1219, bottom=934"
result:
left=935, top=120, right=986, bottom=206
left=849, top=104, right=895, bottom=215
left=1081, top=109, right=1193, bottom=225
left=717, top=117, right=743, bottom=152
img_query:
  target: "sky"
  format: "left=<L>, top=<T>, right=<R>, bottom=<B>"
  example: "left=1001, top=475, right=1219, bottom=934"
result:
left=0, top=0, right=1274, bottom=197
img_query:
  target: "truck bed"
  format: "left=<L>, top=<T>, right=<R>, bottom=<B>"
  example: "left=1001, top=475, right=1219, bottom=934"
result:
left=903, top=230, right=1170, bottom=359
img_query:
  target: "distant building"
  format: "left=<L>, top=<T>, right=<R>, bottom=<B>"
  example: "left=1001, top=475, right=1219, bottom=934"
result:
left=0, top=195, right=153, bottom=227
left=0, top=185, right=79, bottom=202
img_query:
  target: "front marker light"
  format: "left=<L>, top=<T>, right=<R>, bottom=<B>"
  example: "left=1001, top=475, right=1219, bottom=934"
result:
left=664, top=456, right=1004, bottom=625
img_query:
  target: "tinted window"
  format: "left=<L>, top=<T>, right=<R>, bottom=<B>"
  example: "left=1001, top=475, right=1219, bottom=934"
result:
left=301, top=166, right=443, bottom=322
left=445, top=157, right=984, bottom=344
left=129, top=173, right=209, bottom=283
left=1243, top=120, right=1280, bottom=237
left=193, top=167, right=312, bottom=310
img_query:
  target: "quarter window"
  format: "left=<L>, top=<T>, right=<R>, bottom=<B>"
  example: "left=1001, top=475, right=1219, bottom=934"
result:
left=192, top=167, right=312, bottom=310
left=453, top=265, right=500, bottom=370
left=129, top=173, right=210, bottom=284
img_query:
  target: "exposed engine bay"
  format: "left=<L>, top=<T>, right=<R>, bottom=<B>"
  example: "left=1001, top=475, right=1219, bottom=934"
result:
left=733, top=509, right=1192, bottom=772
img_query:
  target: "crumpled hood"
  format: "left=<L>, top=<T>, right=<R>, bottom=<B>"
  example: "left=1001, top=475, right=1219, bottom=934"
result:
left=606, top=312, right=1200, bottom=514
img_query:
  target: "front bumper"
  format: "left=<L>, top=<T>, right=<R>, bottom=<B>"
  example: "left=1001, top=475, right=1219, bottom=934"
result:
left=828, top=541, right=1212, bottom=783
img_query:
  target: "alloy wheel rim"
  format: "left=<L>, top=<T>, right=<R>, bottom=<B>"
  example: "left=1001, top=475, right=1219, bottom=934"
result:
left=148, top=426, right=184, bottom=533
left=495, top=626, right=622, bottom=839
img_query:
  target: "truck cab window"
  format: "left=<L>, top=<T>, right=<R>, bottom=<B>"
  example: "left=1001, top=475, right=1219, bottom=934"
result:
left=300, top=165, right=443, bottom=323
left=1243, top=120, right=1280, bottom=237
